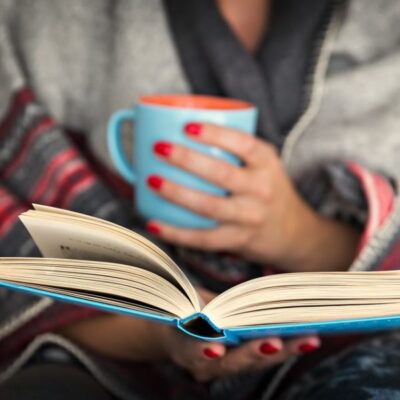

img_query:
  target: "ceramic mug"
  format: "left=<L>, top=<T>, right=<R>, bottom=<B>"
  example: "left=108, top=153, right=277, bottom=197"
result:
left=107, top=94, right=258, bottom=228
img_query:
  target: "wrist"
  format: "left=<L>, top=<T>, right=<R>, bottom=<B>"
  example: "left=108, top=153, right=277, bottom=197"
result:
left=282, top=207, right=360, bottom=272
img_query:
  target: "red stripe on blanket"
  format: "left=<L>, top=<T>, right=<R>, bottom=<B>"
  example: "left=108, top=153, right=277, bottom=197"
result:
left=347, top=162, right=394, bottom=255
left=0, top=187, right=15, bottom=211
left=0, top=188, right=27, bottom=237
left=0, top=88, right=35, bottom=140
left=1, top=117, right=55, bottom=178
left=60, top=174, right=96, bottom=209
left=0, top=203, right=27, bottom=237
left=27, top=148, right=80, bottom=202
left=379, top=242, right=400, bottom=271
left=46, top=165, right=94, bottom=207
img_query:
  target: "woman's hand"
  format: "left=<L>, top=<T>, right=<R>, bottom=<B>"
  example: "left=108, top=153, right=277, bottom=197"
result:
left=158, top=322, right=319, bottom=382
left=147, top=123, right=360, bottom=271
left=61, top=289, right=320, bottom=382
left=156, top=288, right=320, bottom=382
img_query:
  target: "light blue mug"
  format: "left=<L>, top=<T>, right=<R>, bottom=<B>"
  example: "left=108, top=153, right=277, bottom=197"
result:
left=107, top=94, right=258, bottom=228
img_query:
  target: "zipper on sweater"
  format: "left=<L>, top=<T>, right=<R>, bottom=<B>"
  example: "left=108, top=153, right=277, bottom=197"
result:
left=282, top=0, right=346, bottom=167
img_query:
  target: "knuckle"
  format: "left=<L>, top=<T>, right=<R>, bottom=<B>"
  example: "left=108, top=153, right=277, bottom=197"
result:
left=263, top=142, right=278, bottom=157
left=168, top=229, right=187, bottom=245
left=201, top=233, right=225, bottom=251
left=200, top=197, right=221, bottom=218
left=163, top=181, right=182, bottom=201
left=214, top=164, right=234, bottom=185
left=236, top=231, right=252, bottom=249
left=214, top=197, right=230, bottom=219
left=255, top=181, right=273, bottom=201
left=175, top=147, right=193, bottom=167
left=242, top=135, right=258, bottom=157
left=242, top=207, right=264, bottom=225
left=196, top=235, right=214, bottom=250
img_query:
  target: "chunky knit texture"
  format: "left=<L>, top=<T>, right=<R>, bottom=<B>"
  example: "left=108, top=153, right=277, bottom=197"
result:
left=1, top=1, right=400, bottom=398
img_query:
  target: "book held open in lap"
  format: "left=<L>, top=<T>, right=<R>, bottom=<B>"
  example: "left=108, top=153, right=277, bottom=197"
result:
left=1, top=205, right=400, bottom=344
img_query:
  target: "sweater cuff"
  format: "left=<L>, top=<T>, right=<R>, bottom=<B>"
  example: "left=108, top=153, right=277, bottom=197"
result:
left=346, top=162, right=400, bottom=271
left=347, top=162, right=395, bottom=256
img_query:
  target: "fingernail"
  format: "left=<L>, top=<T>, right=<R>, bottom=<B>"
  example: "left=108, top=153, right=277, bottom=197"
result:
left=259, top=342, right=279, bottom=355
left=147, top=175, right=164, bottom=190
left=185, top=122, right=203, bottom=136
left=154, top=141, right=173, bottom=157
left=146, top=222, right=161, bottom=236
left=203, top=348, right=220, bottom=359
left=298, top=343, right=319, bottom=353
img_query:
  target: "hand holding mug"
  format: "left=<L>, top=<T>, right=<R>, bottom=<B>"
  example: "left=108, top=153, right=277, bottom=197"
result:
left=146, top=122, right=360, bottom=270
left=157, top=288, right=320, bottom=382
left=108, top=94, right=257, bottom=229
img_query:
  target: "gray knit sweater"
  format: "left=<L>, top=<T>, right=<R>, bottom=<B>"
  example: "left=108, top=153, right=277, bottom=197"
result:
left=1, top=1, right=400, bottom=399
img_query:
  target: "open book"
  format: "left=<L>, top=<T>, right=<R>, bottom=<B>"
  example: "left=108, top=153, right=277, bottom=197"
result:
left=1, top=205, right=400, bottom=344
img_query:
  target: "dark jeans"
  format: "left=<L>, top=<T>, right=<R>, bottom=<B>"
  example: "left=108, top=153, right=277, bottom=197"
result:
left=279, top=331, right=400, bottom=400
left=0, top=364, right=114, bottom=400
left=3, top=332, right=400, bottom=400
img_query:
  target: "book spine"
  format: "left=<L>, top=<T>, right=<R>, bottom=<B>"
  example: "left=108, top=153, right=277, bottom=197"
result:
left=177, top=313, right=240, bottom=344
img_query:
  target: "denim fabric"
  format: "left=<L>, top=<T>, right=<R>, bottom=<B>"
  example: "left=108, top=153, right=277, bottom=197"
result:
left=3, top=332, right=400, bottom=400
left=279, top=331, right=400, bottom=400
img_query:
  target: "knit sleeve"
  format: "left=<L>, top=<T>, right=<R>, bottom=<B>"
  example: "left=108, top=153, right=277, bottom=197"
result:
left=0, top=14, right=133, bottom=346
left=297, top=161, right=400, bottom=272
left=345, top=162, right=400, bottom=272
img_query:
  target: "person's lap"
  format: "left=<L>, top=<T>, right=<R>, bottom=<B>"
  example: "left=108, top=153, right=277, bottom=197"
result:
left=278, top=331, right=400, bottom=400
left=0, top=364, right=114, bottom=400
left=3, top=332, right=400, bottom=400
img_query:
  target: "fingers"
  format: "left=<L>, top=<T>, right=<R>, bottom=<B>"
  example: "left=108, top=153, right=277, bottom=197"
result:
left=147, top=174, right=261, bottom=224
left=184, top=122, right=278, bottom=167
left=210, top=335, right=321, bottom=380
left=167, top=329, right=226, bottom=366
left=166, top=332, right=226, bottom=382
left=215, top=337, right=286, bottom=378
left=284, top=335, right=321, bottom=355
left=148, top=174, right=234, bottom=222
left=165, top=330, right=321, bottom=383
left=146, top=220, right=249, bottom=252
left=153, top=141, right=248, bottom=193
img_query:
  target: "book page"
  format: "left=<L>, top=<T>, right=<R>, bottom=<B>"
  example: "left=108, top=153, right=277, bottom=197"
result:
left=202, top=271, right=400, bottom=328
left=0, top=258, right=195, bottom=318
left=20, top=206, right=201, bottom=310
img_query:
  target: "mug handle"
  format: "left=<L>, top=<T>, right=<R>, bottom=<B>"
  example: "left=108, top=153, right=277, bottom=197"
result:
left=107, top=109, right=137, bottom=184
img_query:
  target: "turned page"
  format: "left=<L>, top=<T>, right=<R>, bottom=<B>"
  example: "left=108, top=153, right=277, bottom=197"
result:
left=0, top=258, right=196, bottom=318
left=20, top=205, right=201, bottom=310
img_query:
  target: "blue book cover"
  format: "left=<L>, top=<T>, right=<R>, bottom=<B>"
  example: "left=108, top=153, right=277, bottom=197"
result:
left=1, top=205, right=400, bottom=345
left=2, top=280, right=400, bottom=345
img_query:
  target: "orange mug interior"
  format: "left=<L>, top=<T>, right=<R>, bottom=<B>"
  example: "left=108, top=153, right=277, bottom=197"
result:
left=139, top=94, right=253, bottom=110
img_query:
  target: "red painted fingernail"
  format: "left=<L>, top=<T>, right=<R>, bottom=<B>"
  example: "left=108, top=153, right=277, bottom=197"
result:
left=146, top=222, right=161, bottom=235
left=185, top=122, right=203, bottom=136
left=147, top=175, right=164, bottom=190
left=259, top=342, right=279, bottom=355
left=203, top=348, right=220, bottom=359
left=298, top=343, right=319, bottom=353
left=154, top=141, right=173, bottom=157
